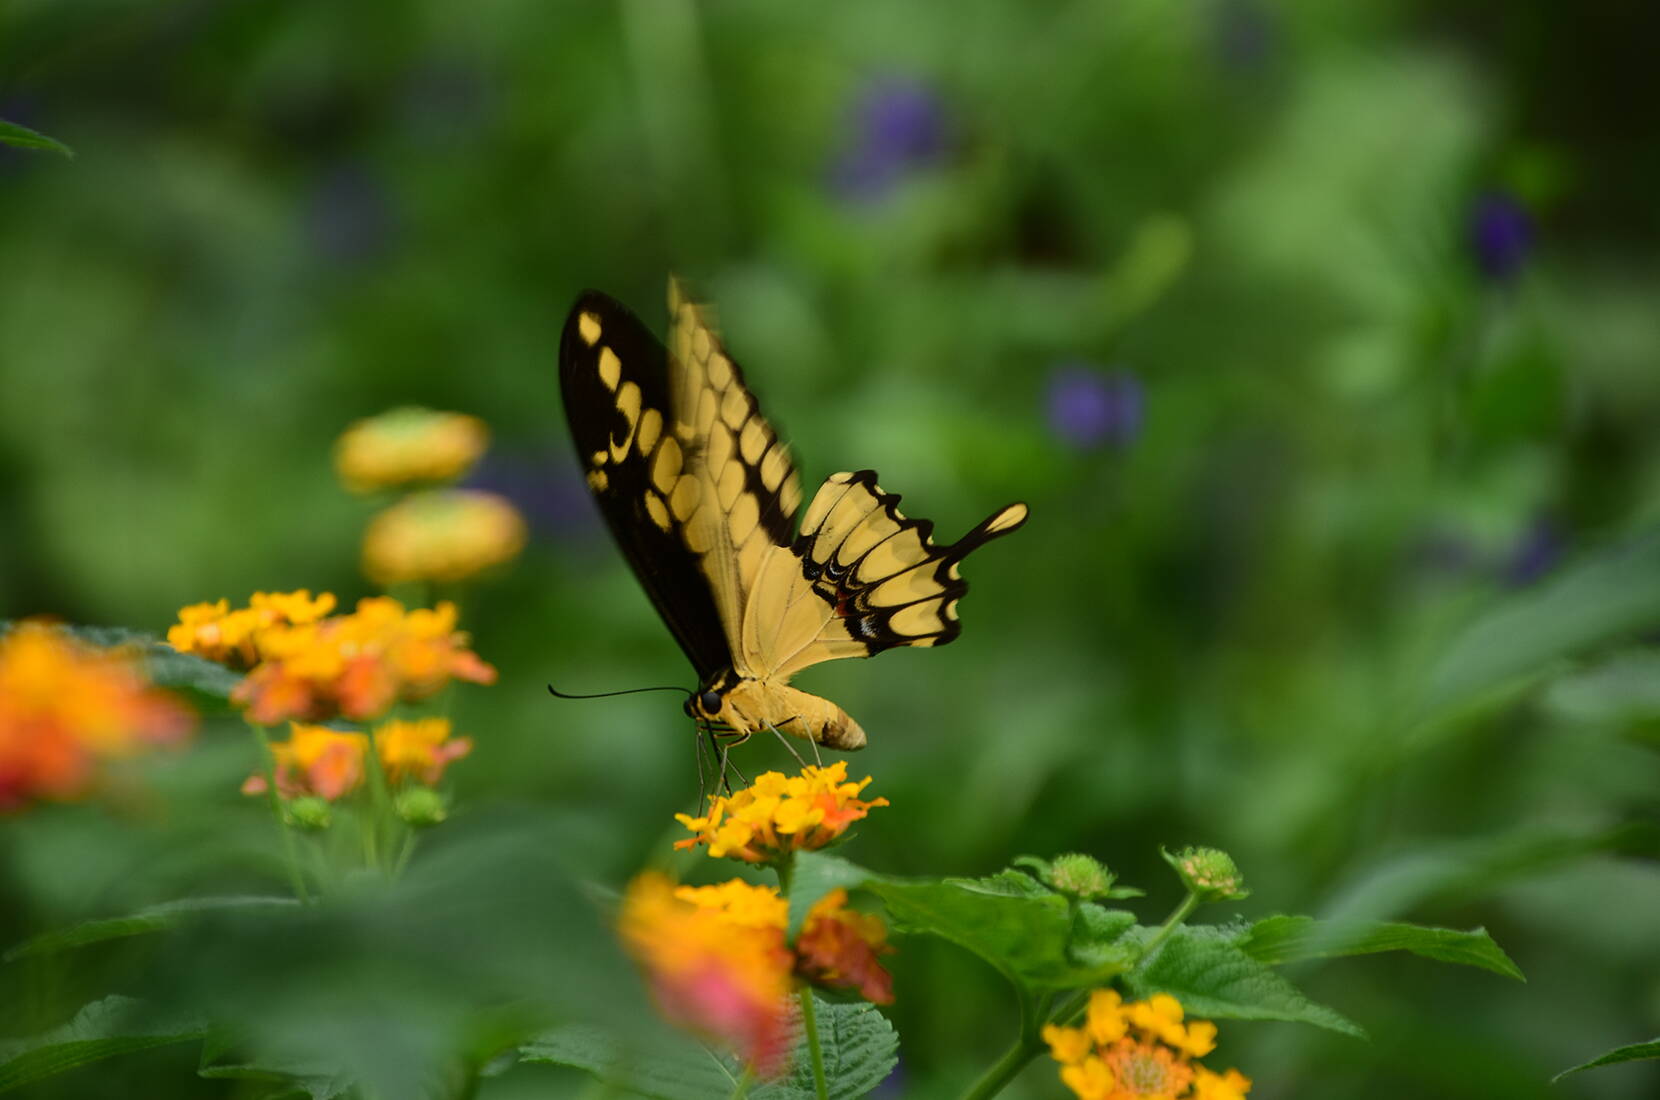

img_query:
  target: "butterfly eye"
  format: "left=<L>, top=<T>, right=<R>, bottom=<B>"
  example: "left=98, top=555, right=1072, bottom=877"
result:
left=698, top=690, right=723, bottom=715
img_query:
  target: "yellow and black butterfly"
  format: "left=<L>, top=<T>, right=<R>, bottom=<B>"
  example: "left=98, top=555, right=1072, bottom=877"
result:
left=559, top=278, right=1027, bottom=753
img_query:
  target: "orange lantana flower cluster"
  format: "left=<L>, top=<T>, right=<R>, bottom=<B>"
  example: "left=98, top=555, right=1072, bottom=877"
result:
left=619, top=873, right=795, bottom=1076
left=1043, top=991, right=1251, bottom=1100
left=674, top=761, right=888, bottom=863
left=242, top=717, right=472, bottom=801
left=169, top=593, right=495, bottom=726
left=334, top=407, right=489, bottom=493
left=0, top=624, right=193, bottom=808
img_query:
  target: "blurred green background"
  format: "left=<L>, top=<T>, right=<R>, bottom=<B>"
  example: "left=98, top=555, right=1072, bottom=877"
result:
left=5, top=0, right=1660, bottom=1096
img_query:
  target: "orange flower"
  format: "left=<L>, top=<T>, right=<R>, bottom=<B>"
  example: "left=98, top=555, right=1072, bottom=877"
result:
left=242, top=723, right=368, bottom=800
left=244, top=716, right=473, bottom=799
left=793, top=888, right=894, bottom=1004
left=0, top=624, right=193, bottom=807
left=374, top=717, right=472, bottom=785
left=618, top=873, right=793, bottom=1076
left=229, top=597, right=495, bottom=725
left=361, top=489, right=527, bottom=586
left=334, top=407, right=489, bottom=493
left=1043, top=992, right=1250, bottom=1100
left=166, top=590, right=336, bottom=668
left=675, top=762, right=888, bottom=863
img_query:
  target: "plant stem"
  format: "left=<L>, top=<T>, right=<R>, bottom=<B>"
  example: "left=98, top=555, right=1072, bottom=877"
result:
left=1139, top=889, right=1200, bottom=963
left=798, top=987, right=828, bottom=1100
left=248, top=722, right=310, bottom=903
left=727, top=1064, right=754, bottom=1100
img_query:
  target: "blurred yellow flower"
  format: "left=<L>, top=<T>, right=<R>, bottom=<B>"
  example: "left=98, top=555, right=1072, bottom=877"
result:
left=793, top=887, right=894, bottom=1004
left=361, top=489, right=527, bottom=586
left=1043, top=992, right=1249, bottom=1100
left=220, top=596, right=495, bottom=725
left=375, top=716, right=472, bottom=785
left=166, top=590, right=336, bottom=668
left=244, top=715, right=473, bottom=800
left=674, top=761, right=888, bottom=864
left=334, top=407, right=489, bottom=493
left=619, top=873, right=793, bottom=1076
left=0, top=624, right=193, bottom=807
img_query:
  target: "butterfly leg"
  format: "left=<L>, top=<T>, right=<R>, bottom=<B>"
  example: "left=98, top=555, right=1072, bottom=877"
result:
left=762, top=719, right=809, bottom=770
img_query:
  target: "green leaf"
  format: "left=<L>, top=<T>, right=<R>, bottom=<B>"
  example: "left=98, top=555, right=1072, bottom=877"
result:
left=0, top=119, right=72, bottom=156
left=0, top=623, right=243, bottom=705
left=0, top=996, right=207, bottom=1093
left=788, top=851, right=879, bottom=937
left=1415, top=530, right=1660, bottom=724
left=1127, top=927, right=1365, bottom=1038
left=1237, top=916, right=1523, bottom=980
left=1553, top=1038, right=1660, bottom=1082
left=866, top=869, right=1138, bottom=990
left=521, top=995, right=896, bottom=1100
left=5, top=896, right=299, bottom=962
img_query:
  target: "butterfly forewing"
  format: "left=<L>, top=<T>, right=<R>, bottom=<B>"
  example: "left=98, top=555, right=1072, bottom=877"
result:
left=558, top=290, right=737, bottom=681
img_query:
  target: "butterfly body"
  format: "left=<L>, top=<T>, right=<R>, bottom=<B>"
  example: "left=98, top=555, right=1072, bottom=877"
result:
left=560, top=279, right=1026, bottom=751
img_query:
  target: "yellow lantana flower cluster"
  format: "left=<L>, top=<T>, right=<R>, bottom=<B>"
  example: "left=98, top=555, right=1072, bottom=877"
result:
left=334, top=407, right=489, bottom=493
left=361, top=489, right=527, bottom=586
left=242, top=717, right=472, bottom=801
left=1043, top=991, right=1250, bottom=1100
left=169, top=593, right=496, bottom=726
left=673, top=761, right=888, bottom=863
left=0, top=624, right=193, bottom=808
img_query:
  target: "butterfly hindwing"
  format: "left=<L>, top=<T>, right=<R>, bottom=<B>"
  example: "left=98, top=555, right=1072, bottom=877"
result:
left=558, top=290, right=736, bottom=681
left=742, top=470, right=1029, bottom=680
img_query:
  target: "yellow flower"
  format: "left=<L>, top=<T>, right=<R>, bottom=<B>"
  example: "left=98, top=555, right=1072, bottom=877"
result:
left=374, top=717, right=472, bottom=785
left=166, top=590, right=336, bottom=668
left=618, top=873, right=793, bottom=1076
left=674, top=761, right=888, bottom=863
left=0, top=624, right=193, bottom=807
left=361, top=489, right=527, bottom=586
left=334, top=407, right=489, bottom=493
left=1046, top=992, right=1250, bottom=1100
left=222, top=596, right=495, bottom=725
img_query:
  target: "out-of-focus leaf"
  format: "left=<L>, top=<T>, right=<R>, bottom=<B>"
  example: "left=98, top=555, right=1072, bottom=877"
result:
left=787, top=851, right=880, bottom=936
left=1127, top=927, right=1365, bottom=1038
left=0, top=996, right=207, bottom=1093
left=521, top=995, right=896, bottom=1099
left=0, top=622, right=243, bottom=705
left=867, top=869, right=1139, bottom=990
left=1543, top=650, right=1660, bottom=725
left=1553, top=1038, right=1660, bottom=1081
left=1415, top=530, right=1660, bottom=724
left=4, top=896, right=299, bottom=961
left=0, top=119, right=72, bottom=156
left=1236, top=915, right=1523, bottom=980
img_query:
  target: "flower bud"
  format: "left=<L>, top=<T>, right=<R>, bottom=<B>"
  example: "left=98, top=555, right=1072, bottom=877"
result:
left=284, top=795, right=333, bottom=830
left=1162, top=846, right=1249, bottom=902
left=1014, top=853, right=1142, bottom=901
left=395, top=786, right=449, bottom=826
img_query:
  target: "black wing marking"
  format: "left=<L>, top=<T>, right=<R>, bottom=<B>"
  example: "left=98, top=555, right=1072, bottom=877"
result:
left=558, top=290, right=735, bottom=682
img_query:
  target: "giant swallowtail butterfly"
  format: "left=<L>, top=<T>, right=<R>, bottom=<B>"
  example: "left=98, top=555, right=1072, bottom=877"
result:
left=559, top=278, right=1028, bottom=751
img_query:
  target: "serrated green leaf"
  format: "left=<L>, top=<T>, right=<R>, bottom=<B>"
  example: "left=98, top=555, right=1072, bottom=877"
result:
left=0, top=119, right=72, bottom=156
left=0, top=996, right=207, bottom=1093
left=1553, top=1038, right=1660, bottom=1081
left=1128, top=927, right=1365, bottom=1038
left=1415, top=530, right=1660, bottom=725
left=866, top=872, right=1137, bottom=990
left=5, top=896, right=298, bottom=962
left=1237, top=916, right=1523, bottom=980
left=521, top=995, right=896, bottom=1100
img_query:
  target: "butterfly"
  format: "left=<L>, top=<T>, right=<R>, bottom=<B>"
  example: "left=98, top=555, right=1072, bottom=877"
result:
left=558, top=278, right=1027, bottom=752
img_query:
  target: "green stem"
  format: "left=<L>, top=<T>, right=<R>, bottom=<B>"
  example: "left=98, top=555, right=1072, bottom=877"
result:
left=247, top=722, right=310, bottom=903
left=1138, top=889, right=1200, bottom=964
left=727, top=1063, right=754, bottom=1100
left=797, top=987, right=828, bottom=1100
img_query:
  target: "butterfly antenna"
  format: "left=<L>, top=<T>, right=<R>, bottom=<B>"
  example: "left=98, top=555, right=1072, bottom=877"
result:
left=547, top=683, right=692, bottom=701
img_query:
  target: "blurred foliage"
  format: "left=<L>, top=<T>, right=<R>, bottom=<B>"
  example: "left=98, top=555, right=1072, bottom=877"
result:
left=4, top=0, right=1660, bottom=1096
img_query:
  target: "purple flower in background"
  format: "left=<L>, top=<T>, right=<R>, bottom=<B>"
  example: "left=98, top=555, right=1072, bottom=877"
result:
left=1502, top=516, right=1563, bottom=587
left=1045, top=364, right=1144, bottom=450
left=306, top=163, right=395, bottom=265
left=830, top=76, right=945, bottom=200
left=1214, top=0, right=1276, bottom=72
left=1469, top=192, right=1533, bottom=281
left=465, top=449, right=599, bottom=542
